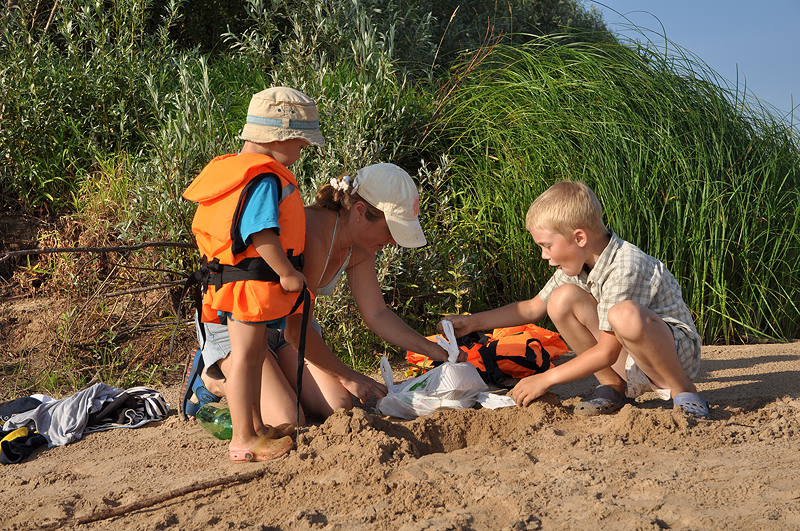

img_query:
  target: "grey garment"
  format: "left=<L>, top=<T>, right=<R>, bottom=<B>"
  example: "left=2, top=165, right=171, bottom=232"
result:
left=195, top=313, right=321, bottom=368
left=196, top=317, right=233, bottom=367
left=3, top=383, right=124, bottom=448
left=317, top=253, right=350, bottom=295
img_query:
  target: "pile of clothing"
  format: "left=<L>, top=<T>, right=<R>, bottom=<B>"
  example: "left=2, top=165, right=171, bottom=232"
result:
left=0, top=383, right=168, bottom=465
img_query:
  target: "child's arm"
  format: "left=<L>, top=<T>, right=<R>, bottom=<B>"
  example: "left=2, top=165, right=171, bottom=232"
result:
left=442, top=295, right=548, bottom=338
left=251, top=229, right=306, bottom=292
left=512, top=330, right=623, bottom=406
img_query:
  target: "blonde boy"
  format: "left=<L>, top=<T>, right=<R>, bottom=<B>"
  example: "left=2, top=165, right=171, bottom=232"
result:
left=445, top=180, right=709, bottom=419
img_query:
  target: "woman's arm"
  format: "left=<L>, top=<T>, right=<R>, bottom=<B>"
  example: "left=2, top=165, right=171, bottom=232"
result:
left=284, top=306, right=387, bottom=403
left=347, top=253, right=451, bottom=362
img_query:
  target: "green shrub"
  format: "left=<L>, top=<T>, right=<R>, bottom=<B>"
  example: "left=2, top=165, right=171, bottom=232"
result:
left=0, top=0, right=184, bottom=210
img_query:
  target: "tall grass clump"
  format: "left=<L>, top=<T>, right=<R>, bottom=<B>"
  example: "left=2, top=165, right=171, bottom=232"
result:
left=432, top=33, right=800, bottom=343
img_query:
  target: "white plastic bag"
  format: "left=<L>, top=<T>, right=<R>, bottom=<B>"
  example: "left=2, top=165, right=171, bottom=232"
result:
left=476, top=392, right=517, bottom=409
left=376, top=321, right=488, bottom=419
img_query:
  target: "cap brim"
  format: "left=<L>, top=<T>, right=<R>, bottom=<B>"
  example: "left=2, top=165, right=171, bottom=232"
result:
left=386, top=216, right=427, bottom=248
left=239, top=125, right=325, bottom=148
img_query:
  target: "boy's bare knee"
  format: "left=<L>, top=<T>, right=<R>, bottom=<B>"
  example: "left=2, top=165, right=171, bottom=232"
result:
left=547, top=284, right=592, bottom=321
left=608, top=301, right=648, bottom=340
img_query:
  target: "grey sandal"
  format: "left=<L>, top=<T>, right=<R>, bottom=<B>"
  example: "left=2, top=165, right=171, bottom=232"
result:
left=575, top=385, right=631, bottom=416
left=673, top=392, right=710, bottom=419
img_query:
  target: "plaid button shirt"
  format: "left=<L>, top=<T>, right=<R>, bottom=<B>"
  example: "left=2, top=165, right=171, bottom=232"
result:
left=537, top=231, right=701, bottom=375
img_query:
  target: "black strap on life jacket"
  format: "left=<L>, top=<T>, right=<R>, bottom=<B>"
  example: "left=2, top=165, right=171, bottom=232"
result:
left=294, top=285, right=311, bottom=432
left=168, top=251, right=304, bottom=358
left=477, top=337, right=551, bottom=388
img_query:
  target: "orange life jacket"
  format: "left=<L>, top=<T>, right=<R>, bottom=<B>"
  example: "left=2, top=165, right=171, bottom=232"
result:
left=182, top=153, right=307, bottom=324
left=407, top=323, right=568, bottom=388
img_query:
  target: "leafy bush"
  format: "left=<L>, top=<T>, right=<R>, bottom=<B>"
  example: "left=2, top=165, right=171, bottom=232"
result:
left=0, top=0, right=185, bottom=210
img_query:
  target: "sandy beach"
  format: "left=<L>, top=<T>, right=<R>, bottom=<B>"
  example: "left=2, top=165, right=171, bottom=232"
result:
left=2, top=338, right=799, bottom=531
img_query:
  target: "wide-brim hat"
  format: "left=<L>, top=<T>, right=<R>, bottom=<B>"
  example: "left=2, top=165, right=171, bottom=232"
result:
left=239, top=87, right=325, bottom=147
left=353, top=163, right=427, bottom=248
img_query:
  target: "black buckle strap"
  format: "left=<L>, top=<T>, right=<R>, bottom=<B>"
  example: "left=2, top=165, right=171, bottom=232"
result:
left=169, top=251, right=305, bottom=365
left=203, top=253, right=303, bottom=292
left=294, top=285, right=312, bottom=432
left=477, top=338, right=551, bottom=388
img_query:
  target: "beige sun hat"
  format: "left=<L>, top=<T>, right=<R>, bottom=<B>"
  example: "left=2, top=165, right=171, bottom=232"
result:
left=353, top=163, right=427, bottom=248
left=239, top=87, right=325, bottom=147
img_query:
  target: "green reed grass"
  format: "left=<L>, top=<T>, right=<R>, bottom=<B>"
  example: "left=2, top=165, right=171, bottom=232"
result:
left=432, top=34, right=800, bottom=343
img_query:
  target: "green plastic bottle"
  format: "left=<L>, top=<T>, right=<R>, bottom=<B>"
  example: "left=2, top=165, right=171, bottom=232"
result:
left=195, top=404, right=232, bottom=440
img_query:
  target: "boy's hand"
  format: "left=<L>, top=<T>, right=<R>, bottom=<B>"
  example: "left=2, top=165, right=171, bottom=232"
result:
left=438, top=314, right=475, bottom=339
left=280, top=269, right=306, bottom=293
left=511, top=374, right=551, bottom=407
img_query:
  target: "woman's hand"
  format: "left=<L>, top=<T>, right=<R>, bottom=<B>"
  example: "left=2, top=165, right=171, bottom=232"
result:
left=340, top=371, right=387, bottom=403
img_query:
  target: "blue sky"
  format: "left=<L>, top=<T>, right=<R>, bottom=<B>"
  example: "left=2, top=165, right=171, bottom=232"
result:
left=590, top=1, right=799, bottom=129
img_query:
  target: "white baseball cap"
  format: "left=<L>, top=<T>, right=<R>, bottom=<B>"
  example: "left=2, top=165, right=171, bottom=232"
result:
left=353, top=163, right=427, bottom=248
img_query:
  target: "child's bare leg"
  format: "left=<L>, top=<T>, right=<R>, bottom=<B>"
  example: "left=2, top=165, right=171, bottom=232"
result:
left=547, top=284, right=626, bottom=393
left=607, top=300, right=696, bottom=396
left=217, top=342, right=299, bottom=432
left=226, top=319, right=269, bottom=450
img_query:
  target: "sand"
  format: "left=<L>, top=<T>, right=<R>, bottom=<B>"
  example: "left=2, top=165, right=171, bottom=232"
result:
left=2, top=340, right=799, bottom=531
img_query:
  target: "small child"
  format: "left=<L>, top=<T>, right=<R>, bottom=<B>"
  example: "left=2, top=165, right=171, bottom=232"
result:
left=444, top=180, right=710, bottom=419
left=183, top=87, right=325, bottom=461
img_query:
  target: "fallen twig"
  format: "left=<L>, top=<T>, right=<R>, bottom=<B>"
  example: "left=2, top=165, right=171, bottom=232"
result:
left=0, top=241, right=196, bottom=263
left=37, top=468, right=270, bottom=529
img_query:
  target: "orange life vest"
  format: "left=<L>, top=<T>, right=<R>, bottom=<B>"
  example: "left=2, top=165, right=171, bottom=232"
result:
left=183, top=153, right=307, bottom=324
left=407, top=323, right=569, bottom=388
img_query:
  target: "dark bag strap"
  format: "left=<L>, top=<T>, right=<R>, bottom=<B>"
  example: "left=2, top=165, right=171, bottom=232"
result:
left=294, top=285, right=312, bottom=431
left=477, top=338, right=551, bottom=388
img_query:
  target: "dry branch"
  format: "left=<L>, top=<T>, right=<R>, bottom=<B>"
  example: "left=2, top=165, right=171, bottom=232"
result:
left=0, top=241, right=196, bottom=263
left=100, top=280, right=184, bottom=298
left=37, top=468, right=270, bottom=529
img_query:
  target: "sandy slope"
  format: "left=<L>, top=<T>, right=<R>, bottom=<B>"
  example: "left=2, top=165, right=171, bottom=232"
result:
left=2, top=341, right=800, bottom=531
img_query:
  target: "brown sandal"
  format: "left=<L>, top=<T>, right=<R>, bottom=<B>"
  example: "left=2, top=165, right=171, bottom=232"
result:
left=273, top=423, right=296, bottom=439
left=258, top=423, right=296, bottom=439
left=229, top=435, right=294, bottom=463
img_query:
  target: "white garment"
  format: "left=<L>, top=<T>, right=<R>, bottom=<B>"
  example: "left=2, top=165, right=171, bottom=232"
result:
left=317, top=211, right=352, bottom=296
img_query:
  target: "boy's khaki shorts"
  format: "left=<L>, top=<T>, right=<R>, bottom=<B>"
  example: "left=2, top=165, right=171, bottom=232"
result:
left=624, top=323, right=701, bottom=400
